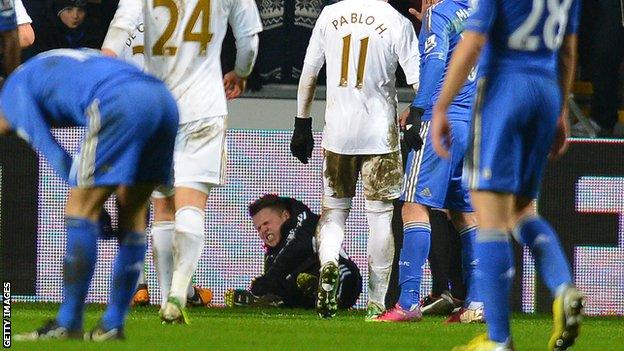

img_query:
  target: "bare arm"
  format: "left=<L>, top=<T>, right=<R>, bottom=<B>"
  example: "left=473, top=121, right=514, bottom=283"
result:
left=1, top=29, right=20, bottom=75
left=549, top=34, right=578, bottom=159
left=223, top=33, right=260, bottom=100
left=558, top=34, right=577, bottom=112
left=17, top=23, right=34, bottom=48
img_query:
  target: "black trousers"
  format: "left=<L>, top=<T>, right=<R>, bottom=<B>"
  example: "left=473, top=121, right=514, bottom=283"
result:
left=588, top=0, right=624, bottom=130
left=273, top=260, right=363, bottom=310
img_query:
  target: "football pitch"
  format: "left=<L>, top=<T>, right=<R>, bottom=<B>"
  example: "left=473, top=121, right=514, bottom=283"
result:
left=8, top=303, right=623, bottom=350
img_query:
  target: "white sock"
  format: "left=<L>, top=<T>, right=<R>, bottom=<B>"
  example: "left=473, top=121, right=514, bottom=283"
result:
left=317, top=196, right=350, bottom=266
left=151, top=221, right=175, bottom=306
left=365, top=200, right=395, bottom=309
left=170, top=206, right=205, bottom=306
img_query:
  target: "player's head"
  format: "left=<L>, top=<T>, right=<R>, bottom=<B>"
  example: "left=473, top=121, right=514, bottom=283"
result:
left=55, top=0, right=87, bottom=29
left=249, top=194, right=291, bottom=248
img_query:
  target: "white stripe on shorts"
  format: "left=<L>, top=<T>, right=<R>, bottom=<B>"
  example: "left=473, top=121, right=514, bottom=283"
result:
left=403, top=121, right=431, bottom=201
left=78, top=99, right=102, bottom=187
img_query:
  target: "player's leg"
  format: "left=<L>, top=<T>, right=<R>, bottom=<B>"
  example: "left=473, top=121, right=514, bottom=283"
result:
left=396, top=205, right=432, bottom=313
left=150, top=192, right=176, bottom=307
left=52, top=187, right=116, bottom=336
left=93, top=184, right=155, bottom=339
left=455, top=77, right=522, bottom=349
left=445, top=211, right=483, bottom=324
left=162, top=116, right=225, bottom=322
left=316, top=150, right=357, bottom=318
left=359, top=151, right=402, bottom=320
left=514, top=75, right=583, bottom=350
left=163, top=185, right=209, bottom=321
left=512, top=198, right=584, bottom=350
left=470, top=191, right=515, bottom=344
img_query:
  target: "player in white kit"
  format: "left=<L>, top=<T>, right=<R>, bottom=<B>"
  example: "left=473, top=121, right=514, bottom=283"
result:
left=117, top=20, right=214, bottom=309
left=102, top=0, right=262, bottom=323
left=290, top=0, right=420, bottom=319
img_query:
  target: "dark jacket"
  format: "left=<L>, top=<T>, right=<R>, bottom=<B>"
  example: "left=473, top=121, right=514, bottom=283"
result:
left=261, top=197, right=320, bottom=285
left=250, top=197, right=361, bottom=309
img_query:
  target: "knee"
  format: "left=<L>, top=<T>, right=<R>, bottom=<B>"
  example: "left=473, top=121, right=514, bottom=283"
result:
left=450, top=211, right=477, bottom=231
left=175, top=206, right=204, bottom=238
left=322, top=196, right=352, bottom=211
left=401, top=202, right=428, bottom=223
left=152, top=195, right=175, bottom=222
left=320, top=196, right=351, bottom=223
left=365, top=199, right=393, bottom=213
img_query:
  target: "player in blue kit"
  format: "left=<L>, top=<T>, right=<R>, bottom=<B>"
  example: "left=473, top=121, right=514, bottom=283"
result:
left=0, top=0, right=20, bottom=75
left=1, top=49, right=178, bottom=341
left=376, top=0, right=481, bottom=323
left=432, top=0, right=584, bottom=349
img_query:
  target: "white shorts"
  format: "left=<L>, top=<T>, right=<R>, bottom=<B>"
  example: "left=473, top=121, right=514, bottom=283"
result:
left=152, top=116, right=227, bottom=198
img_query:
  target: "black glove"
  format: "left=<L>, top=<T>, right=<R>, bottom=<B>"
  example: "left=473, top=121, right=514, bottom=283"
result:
left=404, top=106, right=424, bottom=152
left=290, top=117, right=314, bottom=164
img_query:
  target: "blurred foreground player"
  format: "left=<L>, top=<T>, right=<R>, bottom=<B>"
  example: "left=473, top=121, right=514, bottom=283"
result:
left=225, top=195, right=362, bottom=309
left=432, top=0, right=584, bottom=349
left=291, top=0, right=420, bottom=320
left=4, top=49, right=178, bottom=340
left=102, top=0, right=262, bottom=324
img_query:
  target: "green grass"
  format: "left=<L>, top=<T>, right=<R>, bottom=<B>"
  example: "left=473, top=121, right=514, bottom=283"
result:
left=8, top=303, right=623, bottom=350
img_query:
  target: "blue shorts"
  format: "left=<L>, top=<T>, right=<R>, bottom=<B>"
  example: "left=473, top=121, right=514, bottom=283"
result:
left=401, top=119, right=473, bottom=212
left=68, top=80, right=178, bottom=188
left=464, top=74, right=561, bottom=198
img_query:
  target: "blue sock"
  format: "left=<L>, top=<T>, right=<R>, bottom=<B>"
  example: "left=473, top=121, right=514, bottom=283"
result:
left=476, top=229, right=514, bottom=344
left=398, top=222, right=431, bottom=310
left=56, top=217, right=99, bottom=330
left=513, top=216, right=572, bottom=296
left=459, top=225, right=479, bottom=304
left=101, top=231, right=146, bottom=330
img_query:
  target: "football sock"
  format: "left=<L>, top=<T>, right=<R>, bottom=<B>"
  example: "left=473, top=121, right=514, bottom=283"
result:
left=317, top=196, right=349, bottom=266
left=365, top=200, right=395, bottom=308
left=102, top=231, right=146, bottom=330
left=476, top=228, right=514, bottom=344
left=459, top=225, right=479, bottom=304
left=513, top=216, right=573, bottom=295
left=170, top=206, right=204, bottom=306
left=398, top=221, right=430, bottom=310
left=151, top=221, right=175, bottom=306
left=56, top=217, right=99, bottom=330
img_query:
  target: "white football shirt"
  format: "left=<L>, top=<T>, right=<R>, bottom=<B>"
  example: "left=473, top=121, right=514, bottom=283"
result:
left=15, top=0, right=31, bottom=25
left=304, top=0, right=420, bottom=155
left=104, top=0, right=262, bottom=123
left=120, top=20, right=145, bottom=70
